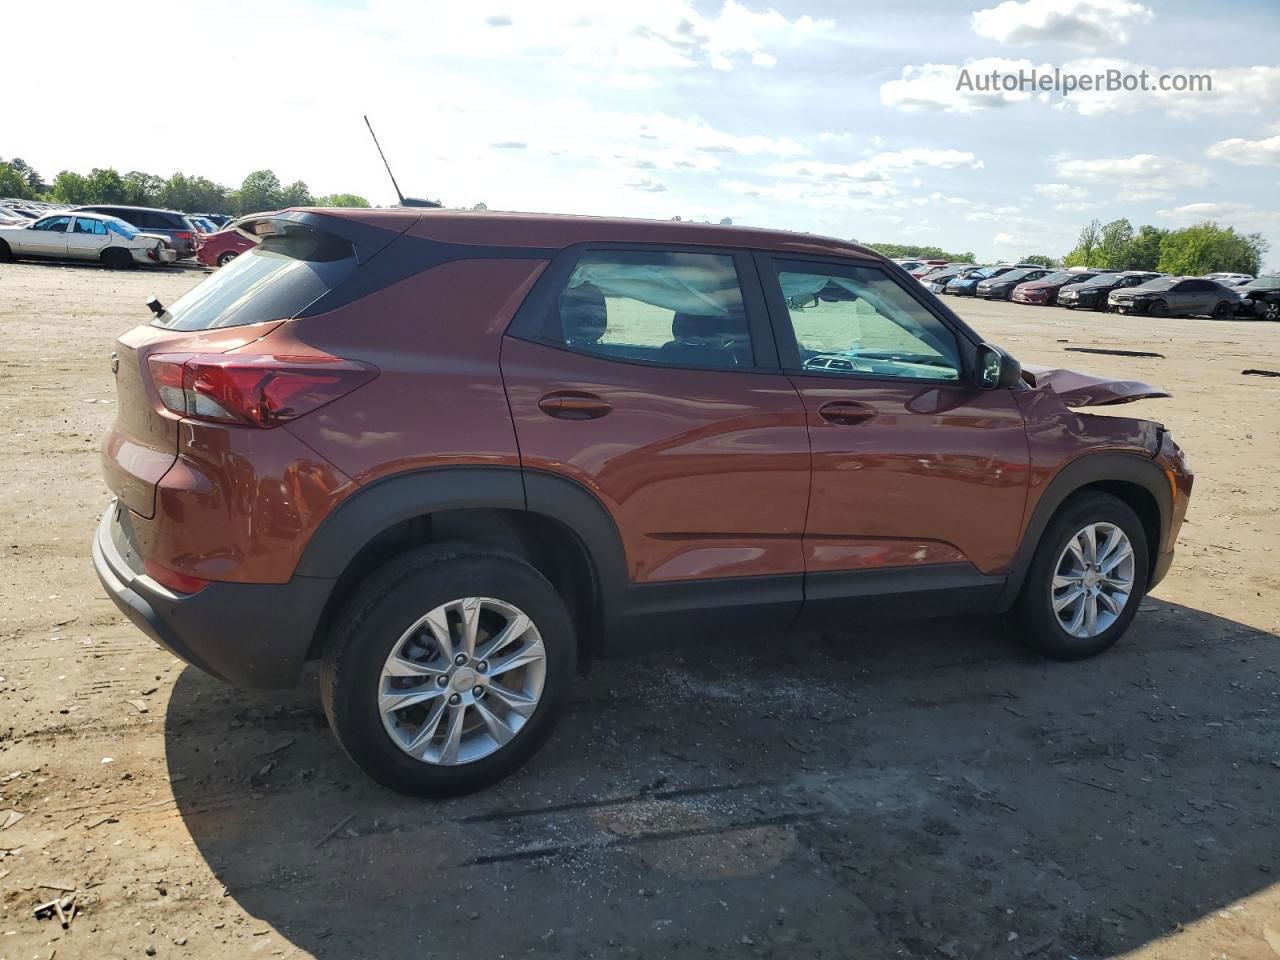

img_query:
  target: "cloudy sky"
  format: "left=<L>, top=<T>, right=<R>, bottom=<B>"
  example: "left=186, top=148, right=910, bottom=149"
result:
left=6, top=0, right=1278, bottom=265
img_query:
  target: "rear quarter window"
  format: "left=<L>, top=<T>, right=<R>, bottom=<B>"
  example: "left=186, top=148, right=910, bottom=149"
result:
left=150, top=222, right=357, bottom=331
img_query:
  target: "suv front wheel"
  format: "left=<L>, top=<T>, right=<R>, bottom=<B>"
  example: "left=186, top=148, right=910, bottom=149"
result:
left=320, top=545, right=575, bottom=796
left=1012, top=492, right=1149, bottom=660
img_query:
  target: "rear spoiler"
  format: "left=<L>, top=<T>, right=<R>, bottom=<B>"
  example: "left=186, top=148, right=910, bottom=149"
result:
left=237, top=210, right=415, bottom=265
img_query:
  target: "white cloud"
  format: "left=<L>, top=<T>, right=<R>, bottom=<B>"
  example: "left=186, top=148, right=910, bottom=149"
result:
left=1056, top=62, right=1280, bottom=118
left=1032, top=183, right=1075, bottom=199
left=1054, top=153, right=1210, bottom=188
left=1156, top=202, right=1280, bottom=232
left=971, top=0, right=1153, bottom=48
left=882, top=56, right=1280, bottom=118
left=869, top=148, right=984, bottom=171
left=365, top=0, right=830, bottom=76
left=1206, top=135, right=1280, bottom=167
left=880, top=58, right=1045, bottom=113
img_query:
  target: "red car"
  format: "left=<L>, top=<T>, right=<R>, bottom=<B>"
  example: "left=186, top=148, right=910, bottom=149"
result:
left=194, top=213, right=272, bottom=267
left=1011, top=270, right=1105, bottom=306
left=93, top=208, right=1192, bottom=796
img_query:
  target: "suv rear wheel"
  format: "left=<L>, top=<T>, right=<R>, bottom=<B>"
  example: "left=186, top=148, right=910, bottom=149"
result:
left=320, top=544, right=575, bottom=796
left=1012, top=492, right=1149, bottom=660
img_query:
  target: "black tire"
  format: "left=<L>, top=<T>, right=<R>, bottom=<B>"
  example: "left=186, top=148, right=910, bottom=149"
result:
left=217, top=251, right=238, bottom=267
left=1211, top=300, right=1232, bottom=320
left=1011, top=492, right=1149, bottom=661
left=0, top=239, right=11, bottom=262
left=1263, top=301, right=1280, bottom=322
left=1147, top=299, right=1167, bottom=317
left=101, top=248, right=133, bottom=270
left=320, top=544, right=575, bottom=797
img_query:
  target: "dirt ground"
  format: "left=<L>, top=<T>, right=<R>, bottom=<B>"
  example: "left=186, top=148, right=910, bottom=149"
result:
left=0, top=258, right=1277, bottom=960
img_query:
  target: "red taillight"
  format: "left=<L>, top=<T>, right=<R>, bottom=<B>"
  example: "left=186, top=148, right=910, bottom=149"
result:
left=144, top=560, right=210, bottom=594
left=147, top=353, right=378, bottom=428
left=175, top=231, right=194, bottom=240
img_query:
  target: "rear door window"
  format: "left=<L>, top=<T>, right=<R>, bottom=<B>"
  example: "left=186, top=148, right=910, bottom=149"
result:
left=151, top=221, right=358, bottom=331
left=531, top=249, right=756, bottom=369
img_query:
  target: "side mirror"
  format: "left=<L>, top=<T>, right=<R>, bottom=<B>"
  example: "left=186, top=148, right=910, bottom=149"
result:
left=146, top=297, right=164, bottom=317
left=977, top=343, right=1022, bottom=389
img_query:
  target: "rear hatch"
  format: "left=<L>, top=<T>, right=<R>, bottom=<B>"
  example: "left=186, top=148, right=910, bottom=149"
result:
left=103, top=212, right=405, bottom=518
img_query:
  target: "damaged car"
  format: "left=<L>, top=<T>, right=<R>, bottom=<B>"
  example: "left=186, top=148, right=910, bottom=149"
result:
left=1108, top=275, right=1241, bottom=318
left=92, top=209, right=1192, bottom=795
left=1236, top=274, right=1280, bottom=321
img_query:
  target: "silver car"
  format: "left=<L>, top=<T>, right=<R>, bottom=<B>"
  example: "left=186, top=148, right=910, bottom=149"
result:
left=0, top=212, right=176, bottom=268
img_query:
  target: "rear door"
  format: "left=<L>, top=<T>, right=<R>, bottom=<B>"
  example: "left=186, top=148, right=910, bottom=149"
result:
left=502, top=245, right=811, bottom=599
left=756, top=254, right=1030, bottom=612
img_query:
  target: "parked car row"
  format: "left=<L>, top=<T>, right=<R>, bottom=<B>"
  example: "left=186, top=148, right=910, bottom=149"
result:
left=1, top=198, right=240, bottom=268
left=0, top=211, right=177, bottom=267
left=0, top=197, right=68, bottom=222
left=896, top=258, right=1277, bottom=321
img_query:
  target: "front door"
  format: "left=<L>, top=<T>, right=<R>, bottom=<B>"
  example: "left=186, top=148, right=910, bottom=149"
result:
left=18, top=215, right=72, bottom=256
left=502, top=246, right=811, bottom=598
left=68, top=216, right=112, bottom=261
left=756, top=255, right=1030, bottom=613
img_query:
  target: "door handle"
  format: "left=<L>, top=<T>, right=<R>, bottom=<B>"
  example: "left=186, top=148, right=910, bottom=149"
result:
left=538, top=391, right=612, bottom=420
left=817, top=400, right=875, bottom=425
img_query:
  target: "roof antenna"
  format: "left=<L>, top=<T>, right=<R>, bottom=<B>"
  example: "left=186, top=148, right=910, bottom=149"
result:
left=364, top=115, right=441, bottom=208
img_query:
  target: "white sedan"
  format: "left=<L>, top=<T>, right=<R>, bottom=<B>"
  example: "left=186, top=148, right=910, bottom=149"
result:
left=0, top=211, right=176, bottom=268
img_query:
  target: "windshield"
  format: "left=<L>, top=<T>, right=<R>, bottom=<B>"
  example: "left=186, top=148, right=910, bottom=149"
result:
left=1133, top=277, right=1180, bottom=292
left=1081, top=273, right=1126, bottom=287
left=152, top=221, right=357, bottom=331
left=105, top=217, right=139, bottom=239
left=997, top=269, right=1035, bottom=283
left=1244, top=275, right=1280, bottom=291
left=1037, top=271, right=1073, bottom=284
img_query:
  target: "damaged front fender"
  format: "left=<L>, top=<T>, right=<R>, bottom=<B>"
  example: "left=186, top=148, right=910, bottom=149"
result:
left=1021, top=364, right=1171, bottom=407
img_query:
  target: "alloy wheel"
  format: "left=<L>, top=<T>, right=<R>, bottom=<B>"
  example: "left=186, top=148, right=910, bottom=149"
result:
left=1050, top=522, right=1135, bottom=639
left=378, top=597, right=546, bottom=765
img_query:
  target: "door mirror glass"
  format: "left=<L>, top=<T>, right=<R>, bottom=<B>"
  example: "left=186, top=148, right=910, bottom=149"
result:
left=978, top=344, right=1022, bottom=389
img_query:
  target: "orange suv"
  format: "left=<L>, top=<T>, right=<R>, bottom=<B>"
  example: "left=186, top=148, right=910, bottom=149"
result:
left=92, top=209, right=1193, bottom=795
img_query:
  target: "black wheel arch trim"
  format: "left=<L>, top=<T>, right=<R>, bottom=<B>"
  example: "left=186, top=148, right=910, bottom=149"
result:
left=995, top=452, right=1170, bottom=611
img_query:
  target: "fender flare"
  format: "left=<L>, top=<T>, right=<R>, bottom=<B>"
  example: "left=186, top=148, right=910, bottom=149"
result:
left=995, top=452, right=1171, bottom=610
left=294, top=466, right=629, bottom=599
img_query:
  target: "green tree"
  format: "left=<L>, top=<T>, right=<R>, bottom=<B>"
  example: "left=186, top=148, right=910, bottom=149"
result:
left=1021, top=254, right=1059, bottom=268
left=0, top=161, right=34, bottom=199
left=50, top=171, right=91, bottom=204
left=1096, top=218, right=1134, bottom=270
left=161, top=173, right=230, bottom=213
left=1062, top=219, right=1103, bottom=267
left=868, top=242, right=976, bottom=262
left=314, top=193, right=371, bottom=208
left=3, top=158, right=43, bottom=194
left=1157, top=222, right=1268, bottom=275
left=1128, top=225, right=1167, bottom=271
left=280, top=180, right=313, bottom=207
left=123, top=170, right=165, bottom=206
left=236, top=169, right=284, bottom=214
left=85, top=167, right=127, bottom=203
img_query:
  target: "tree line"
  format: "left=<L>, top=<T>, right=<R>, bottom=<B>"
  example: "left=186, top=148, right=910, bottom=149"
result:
left=0, top=157, right=371, bottom=214
left=1059, top=218, right=1267, bottom=276
left=868, top=218, right=1270, bottom=277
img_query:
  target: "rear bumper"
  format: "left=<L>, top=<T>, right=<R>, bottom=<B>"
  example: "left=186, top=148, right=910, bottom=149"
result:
left=92, top=501, right=334, bottom=688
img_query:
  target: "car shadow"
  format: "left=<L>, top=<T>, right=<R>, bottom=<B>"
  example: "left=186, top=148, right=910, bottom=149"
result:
left=165, top=598, right=1279, bottom=959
